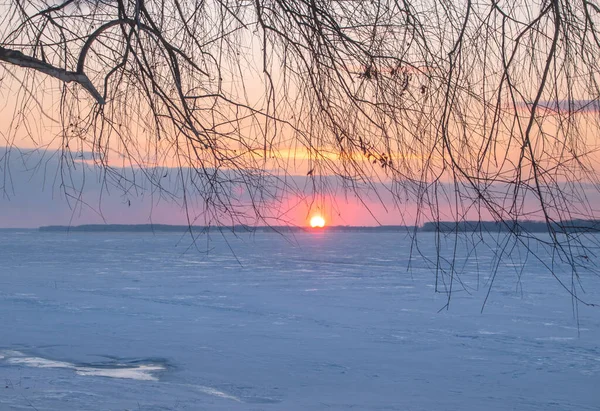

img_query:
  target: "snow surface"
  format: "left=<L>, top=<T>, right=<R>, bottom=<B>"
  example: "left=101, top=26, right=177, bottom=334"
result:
left=2, top=351, right=165, bottom=381
left=0, top=230, right=599, bottom=410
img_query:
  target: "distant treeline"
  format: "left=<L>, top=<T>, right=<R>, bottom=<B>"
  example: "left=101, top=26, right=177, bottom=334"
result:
left=38, top=220, right=600, bottom=233
left=38, top=224, right=414, bottom=233
left=421, top=220, right=600, bottom=233
left=40, top=224, right=205, bottom=233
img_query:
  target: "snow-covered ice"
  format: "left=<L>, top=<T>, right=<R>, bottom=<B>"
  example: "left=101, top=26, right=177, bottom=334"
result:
left=1, top=350, right=166, bottom=381
left=0, top=230, right=599, bottom=410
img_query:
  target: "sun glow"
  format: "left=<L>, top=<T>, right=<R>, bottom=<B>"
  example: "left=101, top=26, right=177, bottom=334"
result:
left=310, top=215, right=326, bottom=228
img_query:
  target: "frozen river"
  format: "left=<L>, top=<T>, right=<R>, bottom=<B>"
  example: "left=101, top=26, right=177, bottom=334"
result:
left=1, top=230, right=599, bottom=410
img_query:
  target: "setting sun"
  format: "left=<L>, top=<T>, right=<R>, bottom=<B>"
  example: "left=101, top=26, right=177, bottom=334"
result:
left=310, top=215, right=326, bottom=228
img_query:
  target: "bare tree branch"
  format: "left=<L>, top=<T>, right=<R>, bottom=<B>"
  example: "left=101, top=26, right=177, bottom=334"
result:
left=0, top=46, right=104, bottom=104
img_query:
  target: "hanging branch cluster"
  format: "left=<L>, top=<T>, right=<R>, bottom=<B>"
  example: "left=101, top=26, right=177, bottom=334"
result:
left=2, top=0, right=600, bottom=303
